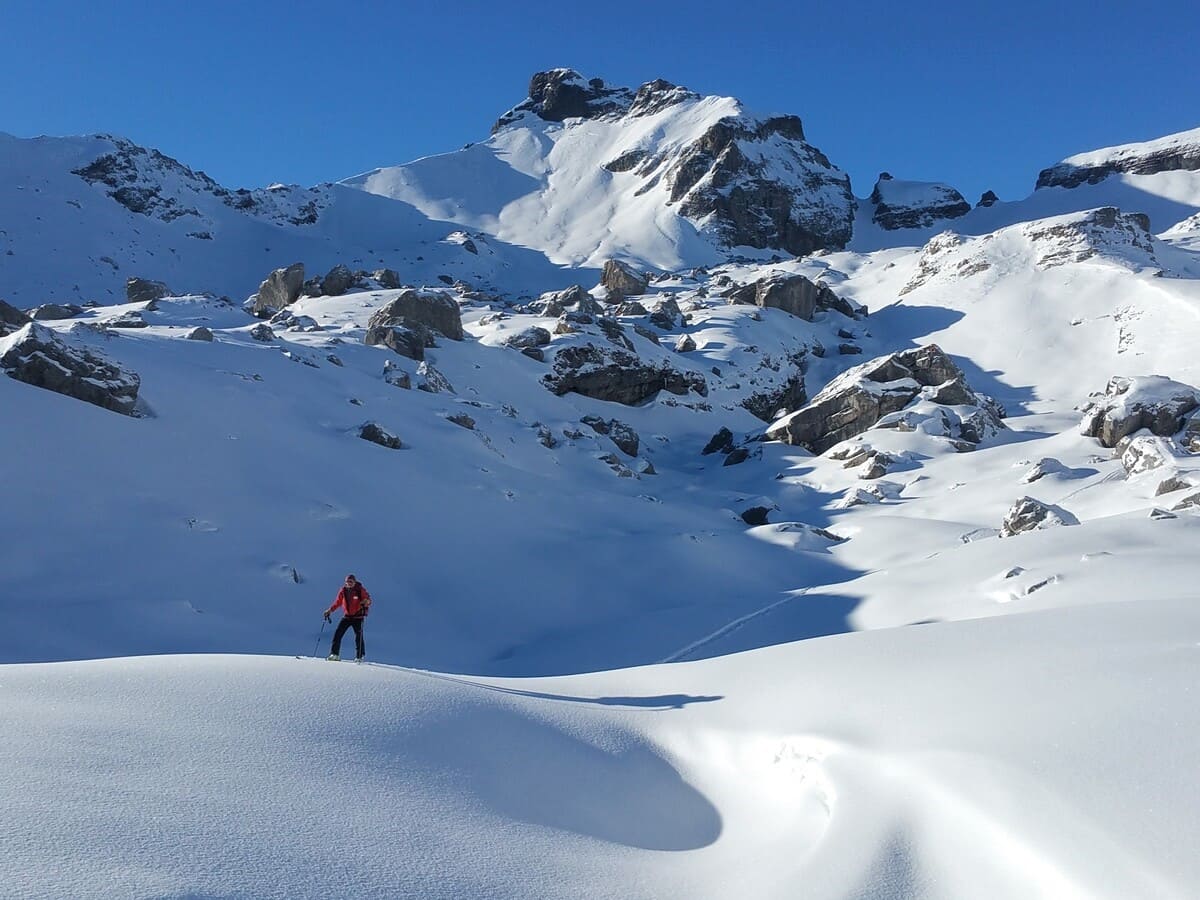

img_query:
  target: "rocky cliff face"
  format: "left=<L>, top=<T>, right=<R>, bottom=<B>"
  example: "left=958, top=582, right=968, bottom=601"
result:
left=1036, top=127, right=1200, bottom=190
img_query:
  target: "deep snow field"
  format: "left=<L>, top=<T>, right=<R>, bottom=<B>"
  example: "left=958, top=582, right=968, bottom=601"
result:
left=4, top=99, right=1200, bottom=898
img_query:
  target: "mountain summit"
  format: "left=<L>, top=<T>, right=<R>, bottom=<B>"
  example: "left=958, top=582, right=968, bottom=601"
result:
left=344, top=69, right=855, bottom=267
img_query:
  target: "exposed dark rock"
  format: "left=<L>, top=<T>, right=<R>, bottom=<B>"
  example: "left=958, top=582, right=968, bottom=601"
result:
left=723, top=447, right=751, bottom=466
left=543, top=342, right=706, bottom=405
left=838, top=343, right=862, bottom=355
left=613, top=300, right=650, bottom=317
left=1, top=323, right=140, bottom=415
left=601, top=260, right=649, bottom=299
left=740, top=506, right=771, bottom=526
left=30, top=304, right=83, bottom=321
left=269, top=310, right=321, bottom=332
left=1079, top=375, right=1200, bottom=448
left=977, top=190, right=1000, bottom=208
left=702, top=427, right=735, bottom=455
left=383, top=360, right=411, bottom=389
left=669, top=116, right=854, bottom=255
left=581, top=415, right=640, bottom=456
left=530, top=285, right=590, bottom=316
left=359, top=422, right=402, bottom=450
left=492, top=69, right=635, bottom=132
left=741, top=372, right=807, bottom=423
left=249, top=323, right=275, bottom=342
left=675, top=333, right=696, bottom=352
left=126, top=277, right=172, bottom=305
left=246, top=263, right=305, bottom=318
left=446, top=412, right=476, bottom=430
left=633, top=323, right=661, bottom=344
left=186, top=326, right=214, bottom=342
left=367, top=289, right=463, bottom=341
left=520, top=347, right=545, bottom=362
left=603, top=148, right=649, bottom=173
left=0, top=299, right=32, bottom=337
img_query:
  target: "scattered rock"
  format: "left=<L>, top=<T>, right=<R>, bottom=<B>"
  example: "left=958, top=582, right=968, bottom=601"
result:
left=364, top=323, right=435, bottom=361
left=581, top=415, right=640, bottom=456
left=446, top=412, right=476, bottom=430
left=416, top=361, right=455, bottom=394
left=383, top=360, right=411, bottom=389
left=674, top=333, right=696, bottom=353
left=504, top=326, right=552, bottom=350
left=107, top=312, right=148, bottom=329
left=249, top=323, right=275, bottom=342
left=0, top=322, right=140, bottom=415
left=741, top=372, right=807, bottom=423
left=373, top=268, right=402, bottom=289
left=1000, top=496, right=1079, bottom=537
left=269, top=310, right=321, bottom=332
left=359, top=422, right=402, bottom=450
left=729, top=272, right=860, bottom=320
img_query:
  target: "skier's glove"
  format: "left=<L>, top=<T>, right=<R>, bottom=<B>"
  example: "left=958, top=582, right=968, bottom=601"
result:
left=323, top=612, right=331, bottom=623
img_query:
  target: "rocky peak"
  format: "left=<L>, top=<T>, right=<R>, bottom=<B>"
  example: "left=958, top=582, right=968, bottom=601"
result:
left=492, top=69, right=635, bottom=132
left=868, top=174, right=970, bottom=230
left=1036, top=126, right=1200, bottom=190
left=628, top=79, right=700, bottom=117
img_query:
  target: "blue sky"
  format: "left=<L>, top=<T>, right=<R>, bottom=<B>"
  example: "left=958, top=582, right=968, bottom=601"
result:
left=2, top=0, right=1197, bottom=202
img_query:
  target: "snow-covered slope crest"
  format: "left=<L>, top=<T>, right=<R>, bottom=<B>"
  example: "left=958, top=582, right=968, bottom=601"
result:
left=343, top=68, right=855, bottom=269
left=1037, top=125, right=1200, bottom=189
left=901, top=206, right=1159, bottom=296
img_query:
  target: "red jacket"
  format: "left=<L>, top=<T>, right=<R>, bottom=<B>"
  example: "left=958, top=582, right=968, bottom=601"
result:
left=327, top=583, right=371, bottom=618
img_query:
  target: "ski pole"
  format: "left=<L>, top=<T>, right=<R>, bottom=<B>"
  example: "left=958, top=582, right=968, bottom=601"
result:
left=313, top=619, right=327, bottom=658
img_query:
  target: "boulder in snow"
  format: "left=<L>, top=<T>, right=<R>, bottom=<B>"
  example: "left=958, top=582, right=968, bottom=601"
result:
left=1080, top=375, right=1200, bottom=448
left=1000, top=497, right=1080, bottom=537
left=125, top=276, right=172, bottom=305
left=0, top=322, right=140, bottom=415
left=600, top=260, right=649, bottom=300
left=367, top=289, right=464, bottom=342
left=246, top=263, right=305, bottom=318
left=358, top=422, right=402, bottom=450
left=542, top=341, right=706, bottom=406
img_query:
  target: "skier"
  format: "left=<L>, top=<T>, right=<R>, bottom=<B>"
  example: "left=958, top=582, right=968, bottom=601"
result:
left=323, top=574, right=372, bottom=661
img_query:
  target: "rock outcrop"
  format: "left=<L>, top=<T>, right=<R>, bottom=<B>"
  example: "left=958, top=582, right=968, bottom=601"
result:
left=1036, top=126, right=1200, bottom=190
left=319, top=265, right=356, bottom=297
left=0, top=323, right=140, bottom=415
left=1079, top=375, right=1200, bottom=448
left=766, top=345, right=1004, bottom=453
left=359, top=422, right=402, bottom=450
left=543, top=342, right=706, bottom=405
left=868, top=173, right=971, bottom=230
left=581, top=416, right=640, bottom=457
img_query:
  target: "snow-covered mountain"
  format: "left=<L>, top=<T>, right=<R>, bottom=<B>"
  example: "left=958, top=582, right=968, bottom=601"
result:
left=5, top=76, right=1200, bottom=899
left=344, top=68, right=855, bottom=269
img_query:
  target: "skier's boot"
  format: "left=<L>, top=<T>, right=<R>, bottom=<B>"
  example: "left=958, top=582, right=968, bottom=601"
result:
left=326, top=653, right=340, bottom=661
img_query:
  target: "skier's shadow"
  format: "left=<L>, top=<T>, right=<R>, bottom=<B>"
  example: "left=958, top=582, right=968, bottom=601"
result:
left=377, top=665, right=721, bottom=709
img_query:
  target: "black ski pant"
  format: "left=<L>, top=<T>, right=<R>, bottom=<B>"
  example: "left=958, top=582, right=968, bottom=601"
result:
left=330, top=615, right=365, bottom=659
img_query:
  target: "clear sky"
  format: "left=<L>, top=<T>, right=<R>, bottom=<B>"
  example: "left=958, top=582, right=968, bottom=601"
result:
left=2, top=0, right=1197, bottom=203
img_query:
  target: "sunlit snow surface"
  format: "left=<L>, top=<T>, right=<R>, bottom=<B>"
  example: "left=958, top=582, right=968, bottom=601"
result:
left=5, top=122, right=1200, bottom=898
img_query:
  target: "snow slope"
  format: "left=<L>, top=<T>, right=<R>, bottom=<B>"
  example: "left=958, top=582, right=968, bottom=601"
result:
left=4, top=593, right=1198, bottom=899
left=0, top=132, right=582, bottom=305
